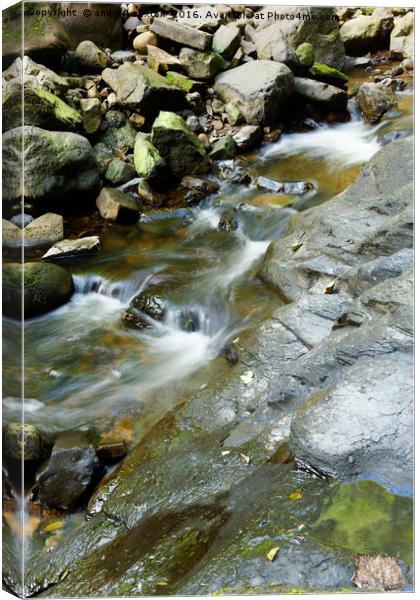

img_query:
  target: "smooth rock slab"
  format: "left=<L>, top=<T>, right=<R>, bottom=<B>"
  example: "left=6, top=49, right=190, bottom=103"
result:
left=42, top=236, right=100, bottom=260
left=214, top=60, right=294, bottom=124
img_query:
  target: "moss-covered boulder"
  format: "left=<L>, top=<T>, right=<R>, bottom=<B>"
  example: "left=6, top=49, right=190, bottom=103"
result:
left=309, top=63, right=349, bottom=86
left=165, top=71, right=202, bottom=93
left=179, top=48, right=226, bottom=80
left=295, top=42, right=315, bottom=68
left=101, top=63, right=186, bottom=120
left=133, top=137, right=166, bottom=185
left=3, top=262, right=73, bottom=319
left=3, top=81, right=82, bottom=132
left=2, top=126, right=100, bottom=203
left=151, top=111, right=209, bottom=179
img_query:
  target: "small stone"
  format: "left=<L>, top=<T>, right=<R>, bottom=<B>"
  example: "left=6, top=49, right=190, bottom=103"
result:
left=11, top=213, right=34, bottom=228
left=220, top=343, right=239, bottom=364
left=3, top=423, right=42, bottom=462
left=296, top=42, right=315, bottom=68
left=179, top=48, right=226, bottom=80
left=96, top=187, right=140, bottom=223
left=218, top=208, right=238, bottom=232
left=233, top=125, right=261, bottom=151
left=209, top=135, right=237, bottom=160
left=353, top=555, right=404, bottom=591
left=133, top=137, right=166, bottom=184
left=96, top=441, right=126, bottom=463
left=23, top=213, right=64, bottom=249
left=225, top=102, right=241, bottom=126
left=80, top=97, right=102, bottom=134
left=129, top=113, right=146, bottom=128
left=104, top=159, right=137, bottom=185
left=42, top=236, right=101, bottom=260
left=180, top=176, right=219, bottom=195
left=198, top=133, right=211, bottom=150
left=147, top=45, right=181, bottom=73
left=256, top=176, right=284, bottom=193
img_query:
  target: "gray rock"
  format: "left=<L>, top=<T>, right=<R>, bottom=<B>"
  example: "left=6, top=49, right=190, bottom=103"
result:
left=58, top=2, right=123, bottom=50
left=42, top=236, right=101, bottom=260
left=214, top=60, right=294, bottom=124
left=80, top=97, right=102, bottom=134
left=390, top=12, right=414, bottom=59
left=3, top=262, right=73, bottom=319
left=3, top=126, right=99, bottom=203
left=101, top=63, right=186, bottom=119
left=212, top=24, right=241, bottom=59
left=254, top=22, right=299, bottom=71
left=254, top=6, right=345, bottom=68
left=104, top=158, right=137, bottom=185
left=96, top=188, right=140, bottom=223
left=23, top=213, right=64, bottom=249
left=11, top=213, right=33, bottom=228
left=356, top=82, right=398, bottom=124
left=97, top=118, right=137, bottom=153
left=294, top=77, right=348, bottom=111
left=233, top=125, right=262, bottom=150
left=35, top=431, right=100, bottom=509
left=209, top=135, right=237, bottom=160
left=74, top=40, right=108, bottom=72
left=150, top=18, right=212, bottom=51
left=340, top=15, right=383, bottom=56
left=179, top=48, right=226, bottom=80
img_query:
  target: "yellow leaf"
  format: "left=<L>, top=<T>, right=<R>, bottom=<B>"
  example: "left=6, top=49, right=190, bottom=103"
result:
left=289, top=491, right=302, bottom=501
left=44, top=520, right=64, bottom=532
left=156, top=582, right=168, bottom=586
left=266, top=547, right=279, bottom=562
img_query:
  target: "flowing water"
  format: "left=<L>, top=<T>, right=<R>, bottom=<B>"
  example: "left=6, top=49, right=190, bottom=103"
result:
left=2, top=67, right=414, bottom=590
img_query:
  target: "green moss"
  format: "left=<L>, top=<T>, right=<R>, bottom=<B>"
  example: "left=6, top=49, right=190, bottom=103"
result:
left=152, top=111, right=207, bottom=158
left=166, top=71, right=196, bottom=92
left=35, top=87, right=82, bottom=127
left=310, top=480, right=413, bottom=567
left=309, top=62, right=348, bottom=84
left=133, top=137, right=165, bottom=179
left=296, top=43, right=315, bottom=68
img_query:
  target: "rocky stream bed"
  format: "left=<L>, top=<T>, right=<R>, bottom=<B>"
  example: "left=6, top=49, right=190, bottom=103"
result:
left=2, top=3, right=414, bottom=596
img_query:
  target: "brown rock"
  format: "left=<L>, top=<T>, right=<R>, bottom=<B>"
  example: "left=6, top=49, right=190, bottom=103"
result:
left=96, top=188, right=140, bottom=222
left=353, top=555, right=404, bottom=591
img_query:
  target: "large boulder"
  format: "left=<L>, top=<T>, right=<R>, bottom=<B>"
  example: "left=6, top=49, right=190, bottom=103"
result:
left=2, top=8, right=70, bottom=68
left=356, top=82, right=398, bottom=124
left=294, top=77, right=348, bottom=111
left=58, top=3, right=123, bottom=50
left=101, top=63, right=186, bottom=119
left=253, top=6, right=345, bottom=68
left=214, top=60, right=294, bottom=124
left=2, top=126, right=99, bottom=203
left=212, top=24, right=241, bottom=59
left=390, top=12, right=414, bottom=59
left=3, top=262, right=74, bottom=319
left=151, top=111, right=209, bottom=179
left=254, top=23, right=299, bottom=71
left=340, top=15, right=384, bottom=55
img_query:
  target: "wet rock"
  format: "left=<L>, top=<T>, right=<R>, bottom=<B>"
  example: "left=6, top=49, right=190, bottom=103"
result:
left=58, top=3, right=123, bottom=50
left=3, top=262, right=73, bottom=319
left=131, top=290, right=166, bottom=322
left=233, top=125, right=261, bottom=151
left=209, top=135, right=237, bottom=160
left=3, top=126, right=99, bottom=203
left=179, top=48, right=226, bottom=80
left=133, top=136, right=166, bottom=184
left=150, top=18, right=213, bottom=51
left=356, top=82, right=397, bottom=124
left=151, top=111, right=209, bottom=179
left=75, top=40, right=108, bottom=72
left=101, top=63, right=186, bottom=120
left=80, top=97, right=102, bottom=134
left=180, top=176, right=219, bottom=195
left=220, top=343, right=239, bottom=365
left=340, top=16, right=384, bottom=56
left=214, top=60, right=294, bottom=125
left=309, top=63, right=348, bottom=86
left=96, top=441, right=126, bottom=464
left=343, top=55, right=372, bottom=70
left=353, top=555, right=404, bottom=591
left=254, top=6, right=345, bottom=68
left=256, top=176, right=284, bottom=193
left=218, top=207, right=239, bottom=232
left=217, top=160, right=251, bottom=184
left=256, top=177, right=312, bottom=195
left=133, top=31, right=158, bottom=53
left=42, top=236, right=100, bottom=261
left=254, top=23, right=299, bottom=71
left=96, top=187, right=140, bottom=223
left=3, top=423, right=42, bottom=462
left=296, top=42, right=315, bottom=68
left=104, top=158, right=137, bottom=185
left=294, top=77, right=348, bottom=112
left=35, top=431, right=100, bottom=509
left=2, top=9, right=70, bottom=69
left=212, top=24, right=241, bottom=59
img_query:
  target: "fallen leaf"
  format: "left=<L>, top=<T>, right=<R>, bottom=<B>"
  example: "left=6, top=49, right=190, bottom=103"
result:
left=44, top=520, right=64, bottom=533
left=266, top=547, right=279, bottom=562
left=240, top=453, right=250, bottom=464
left=156, top=582, right=168, bottom=587
left=240, top=371, right=254, bottom=384
left=289, top=491, right=302, bottom=501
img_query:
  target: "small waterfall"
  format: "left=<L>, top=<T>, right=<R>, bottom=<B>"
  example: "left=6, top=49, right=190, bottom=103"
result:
left=73, top=270, right=159, bottom=304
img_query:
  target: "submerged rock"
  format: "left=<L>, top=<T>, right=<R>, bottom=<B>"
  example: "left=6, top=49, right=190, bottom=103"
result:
left=35, top=431, right=100, bottom=509
left=3, top=423, right=42, bottom=462
left=3, top=262, right=73, bottom=319
left=214, top=60, right=294, bottom=125
left=356, top=82, right=398, bottom=124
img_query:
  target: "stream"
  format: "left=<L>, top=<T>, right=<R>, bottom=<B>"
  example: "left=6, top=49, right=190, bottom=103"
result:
left=2, top=66, right=414, bottom=593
